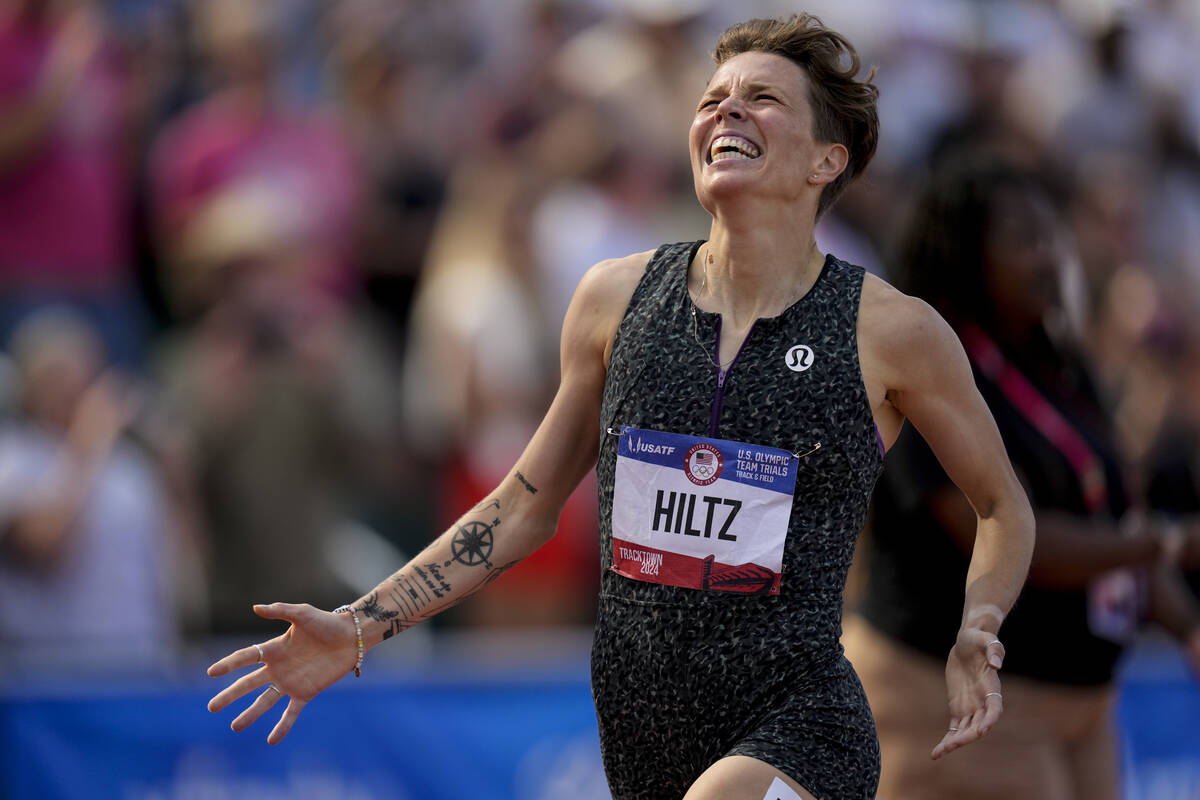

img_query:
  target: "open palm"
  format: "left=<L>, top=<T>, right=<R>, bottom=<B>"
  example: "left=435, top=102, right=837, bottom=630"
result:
left=931, top=627, right=1006, bottom=760
left=207, top=603, right=357, bottom=744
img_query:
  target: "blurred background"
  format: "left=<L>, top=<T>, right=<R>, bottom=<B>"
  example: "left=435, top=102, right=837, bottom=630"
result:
left=1, top=0, right=1199, bottom=797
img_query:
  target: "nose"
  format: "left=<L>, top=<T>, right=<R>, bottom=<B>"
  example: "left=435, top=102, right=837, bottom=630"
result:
left=715, top=94, right=745, bottom=121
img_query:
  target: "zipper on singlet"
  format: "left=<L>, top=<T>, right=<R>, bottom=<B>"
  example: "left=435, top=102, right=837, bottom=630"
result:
left=709, top=316, right=756, bottom=437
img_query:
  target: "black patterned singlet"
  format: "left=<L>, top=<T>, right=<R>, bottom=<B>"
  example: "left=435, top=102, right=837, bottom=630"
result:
left=592, top=241, right=884, bottom=800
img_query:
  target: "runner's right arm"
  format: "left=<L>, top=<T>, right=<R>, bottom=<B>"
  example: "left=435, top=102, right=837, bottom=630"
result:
left=206, top=251, right=651, bottom=744
left=344, top=251, right=651, bottom=647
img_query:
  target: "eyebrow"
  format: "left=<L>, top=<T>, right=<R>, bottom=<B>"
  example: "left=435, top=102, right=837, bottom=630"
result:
left=700, top=80, right=786, bottom=100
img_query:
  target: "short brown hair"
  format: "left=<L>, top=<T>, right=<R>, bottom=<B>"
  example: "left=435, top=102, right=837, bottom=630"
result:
left=714, top=15, right=879, bottom=217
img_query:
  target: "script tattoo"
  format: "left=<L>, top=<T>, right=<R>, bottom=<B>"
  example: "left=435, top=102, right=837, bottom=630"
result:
left=424, top=563, right=453, bottom=595
left=515, top=471, right=538, bottom=495
left=379, top=559, right=517, bottom=640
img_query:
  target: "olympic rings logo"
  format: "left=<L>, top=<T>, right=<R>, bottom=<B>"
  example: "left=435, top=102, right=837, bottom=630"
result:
left=684, top=443, right=724, bottom=486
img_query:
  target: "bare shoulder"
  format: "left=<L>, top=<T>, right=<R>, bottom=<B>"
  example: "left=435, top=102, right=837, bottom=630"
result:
left=858, top=272, right=969, bottom=395
left=563, top=249, right=656, bottom=367
left=861, top=273, right=958, bottom=355
left=574, top=249, right=655, bottom=312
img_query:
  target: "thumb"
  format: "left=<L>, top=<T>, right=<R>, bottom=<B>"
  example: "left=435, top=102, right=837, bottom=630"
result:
left=253, top=602, right=307, bottom=623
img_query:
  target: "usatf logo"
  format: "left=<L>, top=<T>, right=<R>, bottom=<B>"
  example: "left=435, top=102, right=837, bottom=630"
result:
left=628, top=434, right=677, bottom=456
left=683, top=443, right=724, bottom=486
left=785, top=344, right=815, bottom=372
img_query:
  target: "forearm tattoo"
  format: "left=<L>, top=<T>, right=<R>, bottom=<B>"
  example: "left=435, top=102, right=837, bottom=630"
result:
left=515, top=471, right=538, bottom=495
left=358, top=590, right=398, bottom=623
left=377, top=502, right=519, bottom=641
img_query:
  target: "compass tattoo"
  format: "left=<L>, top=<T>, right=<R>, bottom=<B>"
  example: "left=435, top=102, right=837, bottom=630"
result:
left=446, top=518, right=498, bottom=569
left=374, top=509, right=520, bottom=640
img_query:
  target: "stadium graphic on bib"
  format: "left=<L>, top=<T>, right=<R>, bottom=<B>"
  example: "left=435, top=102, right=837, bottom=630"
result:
left=610, top=426, right=799, bottom=594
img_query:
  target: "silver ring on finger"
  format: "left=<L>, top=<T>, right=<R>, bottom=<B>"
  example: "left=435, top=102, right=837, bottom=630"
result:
left=948, top=727, right=959, bottom=731
left=985, top=691, right=1003, bottom=699
left=254, top=643, right=265, bottom=663
left=266, top=684, right=282, bottom=696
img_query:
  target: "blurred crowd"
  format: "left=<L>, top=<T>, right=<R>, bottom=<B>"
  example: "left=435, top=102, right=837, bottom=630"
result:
left=2, top=0, right=1200, bottom=674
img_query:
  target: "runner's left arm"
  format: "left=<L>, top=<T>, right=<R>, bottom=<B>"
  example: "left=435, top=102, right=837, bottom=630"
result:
left=878, top=296, right=1035, bottom=760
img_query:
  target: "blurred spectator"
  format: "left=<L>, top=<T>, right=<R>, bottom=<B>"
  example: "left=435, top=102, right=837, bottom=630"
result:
left=532, top=2, right=713, bottom=323
left=1052, top=12, right=1200, bottom=489
left=0, top=308, right=199, bottom=672
left=552, top=0, right=712, bottom=170
left=149, top=0, right=359, bottom=319
left=402, top=157, right=597, bottom=627
left=138, top=0, right=399, bottom=636
left=0, top=0, right=145, bottom=369
left=1146, top=329, right=1200, bottom=601
left=320, top=3, right=448, bottom=347
left=154, top=212, right=403, bottom=634
left=843, top=154, right=1200, bottom=800
left=531, top=128, right=690, bottom=329
left=1147, top=331, right=1200, bottom=519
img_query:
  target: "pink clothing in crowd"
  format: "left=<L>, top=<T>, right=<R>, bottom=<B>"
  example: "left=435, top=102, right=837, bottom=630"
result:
left=0, top=17, right=129, bottom=287
left=151, top=96, right=360, bottom=296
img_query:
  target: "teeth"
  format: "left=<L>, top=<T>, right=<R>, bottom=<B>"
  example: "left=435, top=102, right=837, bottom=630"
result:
left=709, top=135, right=760, bottom=161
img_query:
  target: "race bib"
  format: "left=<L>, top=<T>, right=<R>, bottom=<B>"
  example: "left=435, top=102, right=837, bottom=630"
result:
left=610, top=426, right=799, bottom=595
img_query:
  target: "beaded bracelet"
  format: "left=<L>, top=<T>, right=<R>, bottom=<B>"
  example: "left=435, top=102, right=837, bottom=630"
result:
left=333, top=605, right=364, bottom=677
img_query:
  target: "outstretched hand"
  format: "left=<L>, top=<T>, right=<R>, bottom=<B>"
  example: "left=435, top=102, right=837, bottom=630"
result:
left=207, top=603, right=357, bottom=745
left=931, top=627, right=1005, bottom=760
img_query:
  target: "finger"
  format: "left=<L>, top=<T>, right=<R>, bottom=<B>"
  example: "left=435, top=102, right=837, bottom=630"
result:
left=931, top=715, right=970, bottom=760
left=978, top=690, right=1004, bottom=734
left=931, top=734, right=950, bottom=760
left=957, top=706, right=989, bottom=746
left=939, top=700, right=1000, bottom=759
left=985, top=639, right=1006, bottom=670
left=208, top=666, right=271, bottom=712
left=253, top=602, right=308, bottom=624
left=931, top=729, right=959, bottom=760
left=267, top=697, right=308, bottom=746
left=207, top=643, right=270, bottom=677
left=232, top=683, right=286, bottom=732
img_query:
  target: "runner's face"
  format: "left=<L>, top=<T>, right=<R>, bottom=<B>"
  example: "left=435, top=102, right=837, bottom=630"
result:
left=690, top=51, right=833, bottom=213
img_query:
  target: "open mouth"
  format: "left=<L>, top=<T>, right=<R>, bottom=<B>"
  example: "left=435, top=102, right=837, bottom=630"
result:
left=708, top=135, right=761, bottom=163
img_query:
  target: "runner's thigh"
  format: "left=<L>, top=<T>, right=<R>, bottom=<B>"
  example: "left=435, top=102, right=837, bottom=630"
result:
left=684, top=755, right=820, bottom=800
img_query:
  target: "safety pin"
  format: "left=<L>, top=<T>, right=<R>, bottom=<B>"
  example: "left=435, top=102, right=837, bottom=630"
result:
left=605, top=427, right=624, bottom=437
left=792, top=442, right=822, bottom=459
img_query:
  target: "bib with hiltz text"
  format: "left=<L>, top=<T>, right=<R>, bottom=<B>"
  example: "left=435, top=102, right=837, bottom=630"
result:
left=610, top=426, right=799, bottom=595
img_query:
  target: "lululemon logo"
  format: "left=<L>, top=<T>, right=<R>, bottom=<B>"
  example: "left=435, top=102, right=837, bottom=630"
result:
left=785, top=344, right=815, bottom=372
